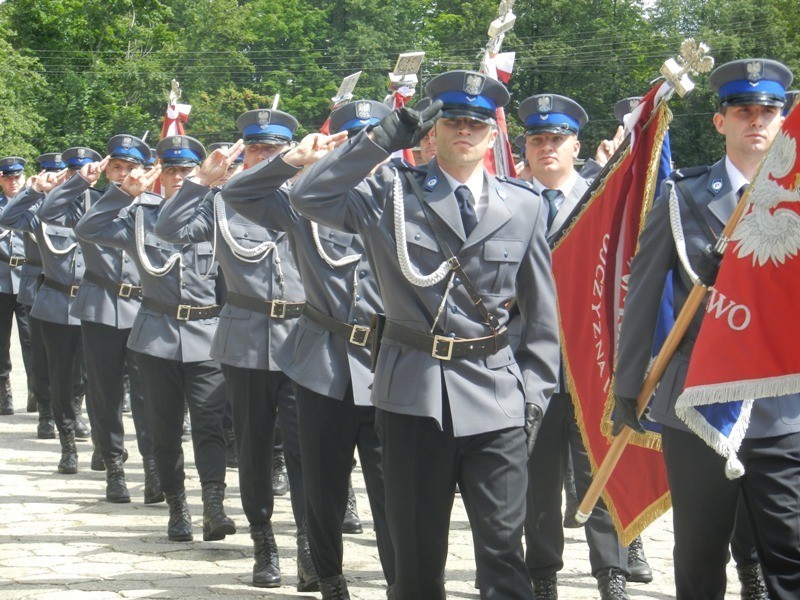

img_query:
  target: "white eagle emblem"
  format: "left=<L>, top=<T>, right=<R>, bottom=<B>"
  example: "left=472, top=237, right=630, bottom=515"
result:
left=537, top=95, right=552, bottom=113
left=356, top=101, right=372, bottom=119
left=122, top=136, right=132, bottom=149
left=172, top=136, right=183, bottom=147
left=746, top=60, right=763, bottom=83
left=464, top=74, right=484, bottom=96
left=731, top=129, right=800, bottom=266
left=258, top=110, right=271, bottom=128
left=77, top=148, right=86, bottom=159
left=54, top=154, right=62, bottom=163
left=628, top=99, right=639, bottom=113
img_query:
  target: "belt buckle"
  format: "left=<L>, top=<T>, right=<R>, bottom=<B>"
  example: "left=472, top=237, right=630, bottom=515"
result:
left=70, top=285, right=80, bottom=297
left=269, top=300, right=287, bottom=319
left=176, top=305, right=192, bottom=321
left=432, top=335, right=454, bottom=360
left=8, top=257, right=22, bottom=267
left=118, top=283, right=133, bottom=298
left=349, top=325, right=370, bottom=346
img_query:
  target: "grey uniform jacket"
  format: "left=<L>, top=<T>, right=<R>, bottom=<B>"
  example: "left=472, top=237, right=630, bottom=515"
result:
left=0, top=194, right=27, bottom=294
left=222, top=157, right=381, bottom=406
left=615, top=159, right=800, bottom=437
left=16, top=234, right=42, bottom=307
left=154, top=180, right=304, bottom=371
left=0, top=187, right=84, bottom=325
left=39, top=173, right=142, bottom=330
left=75, top=185, right=221, bottom=363
left=289, top=131, right=560, bottom=437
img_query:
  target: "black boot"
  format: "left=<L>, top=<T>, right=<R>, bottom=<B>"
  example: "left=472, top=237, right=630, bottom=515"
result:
left=26, top=388, right=37, bottom=412
left=73, top=395, right=91, bottom=440
left=737, top=563, right=769, bottom=600
left=143, top=456, right=165, bottom=504
left=532, top=574, right=558, bottom=600
left=296, top=526, right=320, bottom=592
left=342, top=477, right=363, bottom=534
left=626, top=535, right=653, bottom=583
left=201, top=482, right=236, bottom=541
left=224, top=428, right=238, bottom=469
left=91, top=449, right=105, bottom=471
left=0, top=379, right=13, bottom=415
left=562, top=460, right=581, bottom=529
left=319, top=574, right=350, bottom=600
left=37, top=402, right=55, bottom=439
left=103, top=454, right=130, bottom=503
left=272, top=450, right=288, bottom=496
left=596, top=568, right=630, bottom=600
left=250, top=523, right=281, bottom=587
left=165, top=491, right=193, bottom=541
left=58, top=430, right=78, bottom=474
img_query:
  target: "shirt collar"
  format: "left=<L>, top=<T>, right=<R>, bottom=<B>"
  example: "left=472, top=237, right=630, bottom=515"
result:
left=439, top=166, right=485, bottom=205
left=530, top=169, right=578, bottom=197
left=724, top=156, right=750, bottom=192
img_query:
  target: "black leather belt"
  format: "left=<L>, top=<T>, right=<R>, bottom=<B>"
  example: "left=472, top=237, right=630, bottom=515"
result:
left=0, top=255, right=26, bottom=267
left=83, top=271, right=142, bottom=300
left=226, top=292, right=304, bottom=319
left=302, top=303, right=372, bottom=347
left=43, top=277, right=80, bottom=297
left=142, top=297, right=221, bottom=321
left=25, top=259, right=42, bottom=268
left=383, top=320, right=508, bottom=360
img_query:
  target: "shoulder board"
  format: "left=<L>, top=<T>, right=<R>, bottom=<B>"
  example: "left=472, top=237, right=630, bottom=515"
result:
left=496, top=176, right=538, bottom=194
left=670, top=165, right=710, bottom=182
left=389, top=157, right=427, bottom=175
left=137, top=192, right=162, bottom=207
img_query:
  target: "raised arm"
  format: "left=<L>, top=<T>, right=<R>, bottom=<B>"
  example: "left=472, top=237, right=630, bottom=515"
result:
left=153, top=180, right=214, bottom=244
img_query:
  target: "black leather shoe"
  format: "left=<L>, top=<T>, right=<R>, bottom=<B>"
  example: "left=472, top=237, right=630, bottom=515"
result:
left=532, top=574, right=558, bottom=600
left=597, top=568, right=630, bottom=600
left=37, top=402, right=55, bottom=439
left=296, top=526, right=320, bottom=592
left=57, top=430, right=78, bottom=474
left=272, top=450, right=288, bottom=496
left=91, top=449, right=105, bottom=471
left=201, top=482, right=236, bottom=541
left=626, top=536, right=653, bottom=583
left=0, top=380, right=13, bottom=415
left=251, top=523, right=281, bottom=587
left=319, top=574, right=350, bottom=600
left=104, top=455, right=130, bottom=503
left=143, top=456, right=165, bottom=504
left=342, top=478, right=363, bottom=534
left=165, top=491, right=193, bottom=541
left=737, top=563, right=769, bottom=600
left=73, top=395, right=91, bottom=440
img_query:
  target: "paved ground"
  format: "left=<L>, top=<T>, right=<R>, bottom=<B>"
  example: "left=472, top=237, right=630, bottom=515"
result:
left=0, top=336, right=743, bottom=599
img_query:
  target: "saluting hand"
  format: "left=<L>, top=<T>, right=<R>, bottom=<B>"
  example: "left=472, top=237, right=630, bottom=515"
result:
left=594, top=126, right=625, bottom=167
left=31, top=169, right=68, bottom=193
left=370, top=100, right=443, bottom=153
left=80, top=155, right=110, bottom=184
left=195, top=139, right=246, bottom=187
left=121, top=164, right=162, bottom=199
left=284, top=131, right=349, bottom=167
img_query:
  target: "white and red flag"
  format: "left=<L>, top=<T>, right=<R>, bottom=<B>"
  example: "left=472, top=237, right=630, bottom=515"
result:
left=161, top=102, right=191, bottom=139
left=481, top=51, right=517, bottom=177
left=676, top=103, right=800, bottom=477
left=387, top=85, right=417, bottom=165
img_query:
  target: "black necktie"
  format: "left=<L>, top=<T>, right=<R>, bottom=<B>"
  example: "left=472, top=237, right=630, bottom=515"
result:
left=738, top=183, right=749, bottom=200
left=542, top=188, right=561, bottom=229
left=455, top=185, right=477, bottom=237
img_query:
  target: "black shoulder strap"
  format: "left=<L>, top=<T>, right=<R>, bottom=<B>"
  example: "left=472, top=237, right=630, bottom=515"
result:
left=401, top=170, right=501, bottom=333
left=675, top=179, right=717, bottom=246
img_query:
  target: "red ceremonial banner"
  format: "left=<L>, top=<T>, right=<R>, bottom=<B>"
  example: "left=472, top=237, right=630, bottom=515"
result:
left=675, top=103, right=800, bottom=469
left=551, top=84, right=672, bottom=543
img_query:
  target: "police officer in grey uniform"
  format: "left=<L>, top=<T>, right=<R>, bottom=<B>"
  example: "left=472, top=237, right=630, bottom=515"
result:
left=75, top=135, right=235, bottom=543
left=0, top=151, right=92, bottom=474
left=38, top=137, right=160, bottom=505
left=613, top=58, right=800, bottom=600
left=290, top=70, right=560, bottom=600
left=0, top=157, right=34, bottom=416
left=221, top=100, right=395, bottom=600
left=154, top=113, right=317, bottom=591
left=518, top=94, right=634, bottom=600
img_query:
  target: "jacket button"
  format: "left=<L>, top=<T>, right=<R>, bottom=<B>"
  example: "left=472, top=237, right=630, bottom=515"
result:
left=414, top=233, right=421, bottom=240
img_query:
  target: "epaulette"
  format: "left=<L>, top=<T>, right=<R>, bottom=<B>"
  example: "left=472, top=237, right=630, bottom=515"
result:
left=496, top=175, right=538, bottom=194
left=389, top=157, right=427, bottom=175
left=136, top=192, right=163, bottom=207
left=669, top=165, right=710, bottom=182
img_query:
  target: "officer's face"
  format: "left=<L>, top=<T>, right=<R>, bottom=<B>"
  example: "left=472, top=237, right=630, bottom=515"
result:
left=434, top=118, right=498, bottom=167
left=106, top=159, right=137, bottom=185
left=713, top=104, right=783, bottom=160
left=244, top=143, right=285, bottom=168
left=0, top=172, right=25, bottom=198
left=525, top=133, right=580, bottom=181
left=161, top=165, right=197, bottom=199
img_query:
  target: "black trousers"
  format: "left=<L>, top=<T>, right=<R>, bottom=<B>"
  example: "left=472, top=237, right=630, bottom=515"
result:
left=525, top=393, right=627, bottom=578
left=662, top=425, right=800, bottom=600
left=378, top=402, right=532, bottom=600
left=81, top=321, right=151, bottom=459
left=296, top=383, right=394, bottom=584
left=26, top=307, right=50, bottom=404
left=36, top=319, right=84, bottom=435
left=136, top=353, right=226, bottom=495
left=0, top=292, right=33, bottom=388
left=222, top=364, right=305, bottom=529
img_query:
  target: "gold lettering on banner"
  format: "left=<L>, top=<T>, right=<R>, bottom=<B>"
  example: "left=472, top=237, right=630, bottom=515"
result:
left=591, top=234, right=611, bottom=393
